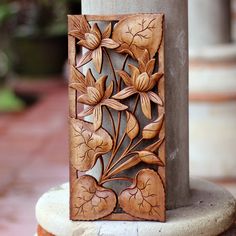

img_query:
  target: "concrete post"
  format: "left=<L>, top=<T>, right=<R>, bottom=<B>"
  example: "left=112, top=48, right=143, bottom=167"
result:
left=189, top=0, right=231, bottom=49
left=231, top=0, right=236, bottom=41
left=189, top=0, right=236, bottom=178
left=82, top=0, right=189, bottom=210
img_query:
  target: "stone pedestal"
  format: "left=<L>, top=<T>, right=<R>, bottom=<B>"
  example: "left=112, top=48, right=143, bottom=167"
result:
left=189, top=0, right=236, bottom=178
left=35, top=179, right=236, bottom=236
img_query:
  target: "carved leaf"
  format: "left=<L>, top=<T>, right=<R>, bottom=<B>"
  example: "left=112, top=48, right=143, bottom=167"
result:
left=136, top=151, right=164, bottom=166
left=126, top=111, right=139, bottom=140
left=71, top=175, right=117, bottom=220
left=69, top=66, right=87, bottom=94
left=70, top=118, right=113, bottom=171
left=119, top=169, right=165, bottom=221
left=142, top=114, right=164, bottom=139
left=145, top=138, right=164, bottom=152
left=112, top=14, right=164, bottom=59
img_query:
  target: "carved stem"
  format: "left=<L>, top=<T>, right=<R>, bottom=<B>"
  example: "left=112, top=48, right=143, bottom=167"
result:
left=98, top=157, right=104, bottom=182
left=103, top=48, right=118, bottom=87
left=106, top=138, right=144, bottom=177
left=104, top=140, right=133, bottom=177
left=105, top=54, right=130, bottom=172
left=129, top=137, right=143, bottom=152
left=100, top=177, right=133, bottom=185
left=132, top=94, right=139, bottom=113
left=105, top=106, right=116, bottom=138
left=113, top=54, right=129, bottom=150
left=104, top=94, right=140, bottom=175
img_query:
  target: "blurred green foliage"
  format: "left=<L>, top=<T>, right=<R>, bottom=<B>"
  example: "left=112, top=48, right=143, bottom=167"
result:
left=0, top=0, right=81, bottom=38
left=0, top=87, right=25, bottom=112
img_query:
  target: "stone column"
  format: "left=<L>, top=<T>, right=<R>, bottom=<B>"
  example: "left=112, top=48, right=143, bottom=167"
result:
left=232, top=0, right=236, bottom=41
left=189, top=0, right=231, bottom=49
left=82, top=0, right=189, bottom=210
left=189, top=0, right=236, bottom=178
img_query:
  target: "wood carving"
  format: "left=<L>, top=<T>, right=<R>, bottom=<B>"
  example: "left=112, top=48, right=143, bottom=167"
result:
left=68, top=14, right=166, bottom=222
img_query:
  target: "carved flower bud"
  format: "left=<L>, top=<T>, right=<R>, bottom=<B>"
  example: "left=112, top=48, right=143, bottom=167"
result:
left=134, top=72, right=153, bottom=92
left=84, top=33, right=101, bottom=50
left=87, top=87, right=103, bottom=105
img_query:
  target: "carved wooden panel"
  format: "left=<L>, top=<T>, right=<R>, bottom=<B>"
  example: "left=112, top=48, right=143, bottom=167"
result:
left=68, top=14, right=165, bottom=222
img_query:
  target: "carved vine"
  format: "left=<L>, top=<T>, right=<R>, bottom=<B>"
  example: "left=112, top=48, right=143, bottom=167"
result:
left=69, top=14, right=165, bottom=221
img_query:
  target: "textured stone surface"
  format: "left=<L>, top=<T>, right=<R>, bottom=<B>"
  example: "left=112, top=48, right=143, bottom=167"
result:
left=36, top=179, right=236, bottom=236
left=82, top=0, right=189, bottom=210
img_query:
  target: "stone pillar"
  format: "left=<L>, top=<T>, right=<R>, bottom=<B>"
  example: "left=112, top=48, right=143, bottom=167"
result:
left=82, top=0, right=189, bottom=210
left=232, top=0, right=236, bottom=41
left=189, top=0, right=231, bottom=49
left=189, top=0, right=236, bottom=178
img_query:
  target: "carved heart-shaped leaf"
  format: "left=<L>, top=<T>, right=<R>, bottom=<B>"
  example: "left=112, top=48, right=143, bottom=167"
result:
left=142, top=114, right=164, bottom=139
left=70, top=118, right=113, bottom=172
left=71, top=175, right=117, bottom=220
left=126, top=111, right=139, bottom=140
left=119, top=169, right=165, bottom=221
left=112, top=14, right=164, bottom=59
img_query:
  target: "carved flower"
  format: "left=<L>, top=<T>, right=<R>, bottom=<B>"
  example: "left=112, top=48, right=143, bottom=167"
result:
left=70, top=69, right=128, bottom=131
left=69, top=17, right=119, bottom=73
left=113, top=55, right=163, bottom=119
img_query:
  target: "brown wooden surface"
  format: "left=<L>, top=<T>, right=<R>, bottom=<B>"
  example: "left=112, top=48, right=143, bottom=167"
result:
left=68, top=14, right=166, bottom=222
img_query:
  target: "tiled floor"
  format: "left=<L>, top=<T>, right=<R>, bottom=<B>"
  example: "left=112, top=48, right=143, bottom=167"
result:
left=0, top=81, right=235, bottom=235
left=0, top=82, right=68, bottom=235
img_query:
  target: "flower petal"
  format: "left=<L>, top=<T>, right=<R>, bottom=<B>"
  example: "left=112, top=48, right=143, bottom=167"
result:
left=92, top=47, right=103, bottom=73
left=116, top=70, right=132, bottom=86
left=148, top=91, right=163, bottom=105
left=112, top=87, right=136, bottom=100
left=77, top=106, right=94, bottom=118
left=77, top=50, right=93, bottom=68
left=138, top=60, right=146, bottom=73
left=151, top=72, right=163, bottom=82
left=69, top=15, right=90, bottom=36
left=135, top=72, right=150, bottom=91
left=85, top=69, right=96, bottom=87
left=78, top=39, right=93, bottom=49
left=101, top=38, right=120, bottom=49
left=93, top=105, right=103, bottom=131
left=139, top=49, right=150, bottom=65
left=102, top=23, right=112, bottom=38
left=69, top=66, right=86, bottom=94
left=69, top=30, right=85, bottom=40
left=140, top=93, right=152, bottom=119
left=145, top=59, right=156, bottom=75
left=77, top=94, right=93, bottom=106
left=87, top=87, right=102, bottom=104
left=128, top=64, right=140, bottom=84
left=104, top=81, right=114, bottom=99
left=95, top=75, right=108, bottom=97
left=91, top=23, right=102, bottom=41
left=102, top=99, right=128, bottom=111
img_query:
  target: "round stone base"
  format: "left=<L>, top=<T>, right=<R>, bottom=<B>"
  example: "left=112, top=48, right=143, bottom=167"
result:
left=35, top=178, right=236, bottom=236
